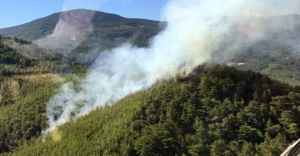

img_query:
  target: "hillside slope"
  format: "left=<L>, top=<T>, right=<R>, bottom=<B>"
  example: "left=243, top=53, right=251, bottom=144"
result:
left=3, top=65, right=300, bottom=156
left=224, top=40, right=300, bottom=86
left=0, top=35, right=61, bottom=60
left=0, top=9, right=161, bottom=55
left=1, top=13, right=300, bottom=156
left=2, top=13, right=300, bottom=85
left=0, top=35, right=67, bottom=154
left=211, top=14, right=300, bottom=86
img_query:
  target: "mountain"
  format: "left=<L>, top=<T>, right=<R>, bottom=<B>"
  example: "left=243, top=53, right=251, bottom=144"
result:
left=3, top=65, right=300, bottom=155
left=210, top=14, right=300, bottom=86
left=3, top=12, right=300, bottom=85
left=0, top=9, right=161, bottom=56
left=0, top=34, right=67, bottom=154
left=0, top=34, right=61, bottom=71
left=1, top=11, right=300, bottom=155
left=0, top=35, right=62, bottom=60
left=0, top=34, right=86, bottom=75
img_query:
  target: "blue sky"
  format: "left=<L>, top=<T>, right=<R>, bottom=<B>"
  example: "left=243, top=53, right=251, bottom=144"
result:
left=0, top=0, right=167, bottom=29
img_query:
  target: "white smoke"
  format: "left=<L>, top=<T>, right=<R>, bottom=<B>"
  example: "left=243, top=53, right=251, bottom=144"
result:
left=44, top=0, right=300, bottom=136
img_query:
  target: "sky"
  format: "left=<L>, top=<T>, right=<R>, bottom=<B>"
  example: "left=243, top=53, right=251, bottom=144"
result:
left=0, top=0, right=167, bottom=29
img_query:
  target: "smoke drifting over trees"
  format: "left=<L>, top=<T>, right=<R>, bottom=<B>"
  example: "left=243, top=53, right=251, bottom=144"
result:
left=44, top=0, right=300, bottom=135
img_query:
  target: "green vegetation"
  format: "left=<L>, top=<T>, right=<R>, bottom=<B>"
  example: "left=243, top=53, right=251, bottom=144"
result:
left=0, top=75, right=61, bottom=153
left=0, top=35, right=66, bottom=153
left=0, top=42, right=32, bottom=67
left=2, top=65, right=300, bottom=155
left=1, top=12, right=300, bottom=155
left=230, top=43, right=300, bottom=86
left=0, top=34, right=90, bottom=76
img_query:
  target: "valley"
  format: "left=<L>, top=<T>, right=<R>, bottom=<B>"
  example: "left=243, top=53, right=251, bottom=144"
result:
left=0, top=5, right=300, bottom=156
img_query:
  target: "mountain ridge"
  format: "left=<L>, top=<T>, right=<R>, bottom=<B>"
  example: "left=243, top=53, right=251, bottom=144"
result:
left=1, top=9, right=300, bottom=156
left=0, top=9, right=159, bottom=40
left=0, top=9, right=161, bottom=55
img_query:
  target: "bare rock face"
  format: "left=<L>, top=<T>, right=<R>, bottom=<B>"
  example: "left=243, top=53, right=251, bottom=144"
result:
left=34, top=9, right=95, bottom=54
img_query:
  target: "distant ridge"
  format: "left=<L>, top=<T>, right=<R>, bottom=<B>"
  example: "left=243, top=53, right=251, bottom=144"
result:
left=0, top=9, right=158, bottom=40
left=0, top=9, right=161, bottom=54
left=2, top=11, right=300, bottom=85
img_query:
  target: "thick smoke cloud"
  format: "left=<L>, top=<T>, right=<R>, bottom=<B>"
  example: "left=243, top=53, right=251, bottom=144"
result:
left=44, top=0, right=300, bottom=136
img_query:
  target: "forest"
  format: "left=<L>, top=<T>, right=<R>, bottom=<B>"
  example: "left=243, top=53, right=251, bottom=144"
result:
left=0, top=11, right=300, bottom=155
left=0, top=64, right=299, bottom=155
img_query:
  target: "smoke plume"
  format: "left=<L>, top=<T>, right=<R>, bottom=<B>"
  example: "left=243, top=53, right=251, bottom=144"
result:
left=44, top=0, right=300, bottom=136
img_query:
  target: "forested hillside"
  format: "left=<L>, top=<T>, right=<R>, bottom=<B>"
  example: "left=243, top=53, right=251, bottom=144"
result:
left=224, top=36, right=300, bottom=86
left=0, top=35, right=80, bottom=153
left=3, top=65, right=299, bottom=156
left=209, top=15, right=300, bottom=86
left=1, top=10, right=300, bottom=156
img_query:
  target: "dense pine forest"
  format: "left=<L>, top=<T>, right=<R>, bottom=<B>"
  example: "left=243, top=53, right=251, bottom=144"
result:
left=1, top=63, right=299, bottom=155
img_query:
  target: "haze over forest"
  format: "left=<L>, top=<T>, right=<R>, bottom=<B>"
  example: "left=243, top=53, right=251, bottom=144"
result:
left=0, top=0, right=300, bottom=155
